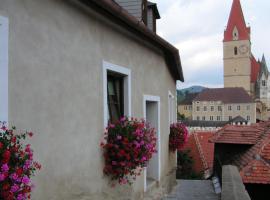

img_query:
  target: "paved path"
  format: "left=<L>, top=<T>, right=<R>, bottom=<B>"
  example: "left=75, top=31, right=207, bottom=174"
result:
left=163, top=180, right=220, bottom=200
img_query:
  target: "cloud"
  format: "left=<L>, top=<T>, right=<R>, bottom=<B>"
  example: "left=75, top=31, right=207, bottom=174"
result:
left=151, top=0, right=270, bottom=88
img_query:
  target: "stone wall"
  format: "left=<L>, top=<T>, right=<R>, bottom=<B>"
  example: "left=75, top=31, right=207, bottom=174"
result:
left=221, top=165, right=251, bottom=200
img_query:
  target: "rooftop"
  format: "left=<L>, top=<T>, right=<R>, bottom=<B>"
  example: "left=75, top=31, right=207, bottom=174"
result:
left=183, top=132, right=215, bottom=177
left=212, top=121, right=270, bottom=184
left=210, top=124, right=264, bottom=145
left=193, top=88, right=253, bottom=104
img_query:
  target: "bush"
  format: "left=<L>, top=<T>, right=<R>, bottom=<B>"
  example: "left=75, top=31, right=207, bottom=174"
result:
left=100, top=117, right=157, bottom=185
left=176, top=150, right=203, bottom=180
left=0, top=122, right=41, bottom=200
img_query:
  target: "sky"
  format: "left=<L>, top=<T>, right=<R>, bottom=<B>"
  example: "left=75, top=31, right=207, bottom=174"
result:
left=151, top=0, right=270, bottom=90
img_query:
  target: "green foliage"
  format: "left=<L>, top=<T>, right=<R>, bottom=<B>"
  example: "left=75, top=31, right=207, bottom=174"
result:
left=177, top=113, right=186, bottom=121
left=176, top=150, right=203, bottom=180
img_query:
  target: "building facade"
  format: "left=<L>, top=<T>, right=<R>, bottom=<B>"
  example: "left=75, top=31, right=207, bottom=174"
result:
left=0, top=0, right=183, bottom=199
left=178, top=93, right=198, bottom=120
left=223, top=0, right=270, bottom=120
left=192, top=88, right=256, bottom=123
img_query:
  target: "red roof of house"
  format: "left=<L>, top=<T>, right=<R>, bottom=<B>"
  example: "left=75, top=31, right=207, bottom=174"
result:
left=224, top=0, right=250, bottom=42
left=251, top=55, right=261, bottom=83
left=193, top=88, right=253, bottom=104
left=210, top=124, right=264, bottom=145
left=213, top=121, right=270, bottom=184
left=183, top=132, right=215, bottom=176
left=240, top=159, right=270, bottom=184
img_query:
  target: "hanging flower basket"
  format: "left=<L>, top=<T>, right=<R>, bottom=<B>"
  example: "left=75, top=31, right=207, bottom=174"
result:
left=100, top=117, right=157, bottom=185
left=169, top=122, right=188, bottom=152
left=0, top=122, right=41, bottom=200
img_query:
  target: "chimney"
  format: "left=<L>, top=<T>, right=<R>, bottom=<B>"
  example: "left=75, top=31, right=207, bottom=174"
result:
left=114, top=0, right=160, bottom=33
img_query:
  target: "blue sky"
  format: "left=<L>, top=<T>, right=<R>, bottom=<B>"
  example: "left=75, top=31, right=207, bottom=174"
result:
left=152, top=0, right=270, bottom=89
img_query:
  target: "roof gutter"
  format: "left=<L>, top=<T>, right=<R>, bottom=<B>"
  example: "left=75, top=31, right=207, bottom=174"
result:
left=77, top=0, right=184, bottom=82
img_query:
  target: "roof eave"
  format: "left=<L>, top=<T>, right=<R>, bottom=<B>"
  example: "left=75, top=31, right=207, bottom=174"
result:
left=77, top=0, right=184, bottom=81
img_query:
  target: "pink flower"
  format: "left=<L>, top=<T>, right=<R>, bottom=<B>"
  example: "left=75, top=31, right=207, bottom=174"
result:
left=0, top=173, right=5, bottom=181
left=10, top=173, right=19, bottom=181
left=11, top=184, right=19, bottom=192
left=1, top=164, right=9, bottom=172
left=22, top=176, right=30, bottom=185
left=10, top=184, right=20, bottom=192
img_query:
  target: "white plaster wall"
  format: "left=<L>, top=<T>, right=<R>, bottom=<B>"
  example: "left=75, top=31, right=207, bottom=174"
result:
left=0, top=0, right=177, bottom=199
left=0, top=16, right=8, bottom=121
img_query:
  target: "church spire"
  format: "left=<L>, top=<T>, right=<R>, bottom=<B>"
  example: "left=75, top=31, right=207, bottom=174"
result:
left=224, top=0, right=250, bottom=42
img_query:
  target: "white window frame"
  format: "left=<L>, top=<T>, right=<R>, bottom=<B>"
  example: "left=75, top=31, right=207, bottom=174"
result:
left=103, top=61, right=131, bottom=128
left=0, top=16, right=9, bottom=122
left=168, top=91, right=176, bottom=124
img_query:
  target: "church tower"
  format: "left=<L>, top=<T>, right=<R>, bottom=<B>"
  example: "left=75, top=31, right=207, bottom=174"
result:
left=223, top=0, right=252, bottom=94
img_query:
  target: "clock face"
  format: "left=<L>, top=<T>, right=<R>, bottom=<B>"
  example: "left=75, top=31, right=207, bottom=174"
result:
left=239, top=45, right=249, bottom=54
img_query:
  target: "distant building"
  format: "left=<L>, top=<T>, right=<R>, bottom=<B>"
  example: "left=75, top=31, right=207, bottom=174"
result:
left=178, top=93, right=198, bottom=120
left=223, top=0, right=270, bottom=121
left=183, top=116, right=248, bottom=132
left=192, top=88, right=256, bottom=123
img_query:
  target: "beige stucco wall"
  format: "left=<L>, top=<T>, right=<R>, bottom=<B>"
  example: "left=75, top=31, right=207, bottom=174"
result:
left=192, top=101, right=256, bottom=123
left=192, top=101, right=223, bottom=121
left=178, top=105, right=192, bottom=119
left=1, top=0, right=178, bottom=199
left=223, top=40, right=251, bottom=94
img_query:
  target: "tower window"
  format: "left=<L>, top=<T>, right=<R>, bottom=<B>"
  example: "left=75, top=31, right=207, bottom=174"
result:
left=234, top=47, right=238, bottom=55
left=262, top=80, right=266, bottom=86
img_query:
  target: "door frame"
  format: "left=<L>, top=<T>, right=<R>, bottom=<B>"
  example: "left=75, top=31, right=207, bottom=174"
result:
left=143, top=95, right=161, bottom=192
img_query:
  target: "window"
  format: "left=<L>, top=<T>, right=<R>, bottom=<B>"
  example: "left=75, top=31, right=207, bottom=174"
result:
left=247, top=105, right=250, bottom=110
left=217, top=116, right=221, bottom=121
left=228, top=105, right=232, bottom=111
left=107, top=74, right=124, bottom=123
left=229, top=116, right=232, bottom=120
left=237, top=105, right=240, bottom=110
left=211, top=106, right=214, bottom=111
left=103, top=61, right=131, bottom=128
left=0, top=16, right=8, bottom=122
left=247, top=116, right=250, bottom=121
left=210, top=116, right=214, bottom=121
left=196, top=116, right=200, bottom=121
left=184, top=106, right=187, bottom=110
left=262, top=80, right=266, bottom=86
left=204, top=106, right=207, bottom=111
left=234, top=47, right=238, bottom=55
left=196, top=106, right=200, bottom=111
left=218, top=106, right=222, bottom=111
left=202, top=116, right=205, bottom=121
left=189, top=105, right=192, bottom=110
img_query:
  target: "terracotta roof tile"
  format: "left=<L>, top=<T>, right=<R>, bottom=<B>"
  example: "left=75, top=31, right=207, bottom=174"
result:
left=240, top=159, right=270, bottom=184
left=210, top=124, right=263, bottom=145
left=183, top=132, right=215, bottom=176
left=251, top=55, right=260, bottom=83
left=224, top=121, right=270, bottom=184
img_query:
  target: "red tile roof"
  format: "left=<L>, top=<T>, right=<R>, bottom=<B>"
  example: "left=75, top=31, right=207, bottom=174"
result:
left=213, top=121, right=270, bottom=184
left=183, top=132, right=215, bottom=177
left=193, top=88, right=253, bottom=104
left=224, top=0, right=250, bottom=42
left=210, top=124, right=264, bottom=145
left=240, top=159, right=270, bottom=184
left=251, top=55, right=261, bottom=83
